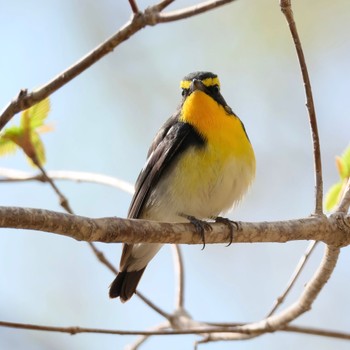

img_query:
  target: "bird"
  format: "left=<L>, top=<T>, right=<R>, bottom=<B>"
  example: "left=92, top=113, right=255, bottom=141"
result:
left=109, top=71, right=256, bottom=302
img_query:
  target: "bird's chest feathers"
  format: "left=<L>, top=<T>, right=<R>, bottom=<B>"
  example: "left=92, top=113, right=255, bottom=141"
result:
left=180, top=91, right=250, bottom=157
left=166, top=143, right=253, bottom=218
left=176, top=144, right=245, bottom=193
left=148, top=90, right=255, bottom=219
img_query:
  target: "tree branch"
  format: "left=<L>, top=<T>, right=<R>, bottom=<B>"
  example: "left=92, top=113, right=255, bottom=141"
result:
left=0, top=206, right=349, bottom=246
left=152, top=0, right=175, bottom=12
left=204, top=244, right=340, bottom=342
left=0, top=320, right=211, bottom=336
left=35, top=163, right=74, bottom=214
left=128, top=0, right=140, bottom=14
left=266, top=240, right=319, bottom=317
left=284, top=324, right=350, bottom=341
left=0, top=168, right=134, bottom=194
left=157, top=0, right=234, bottom=22
left=0, top=0, right=238, bottom=132
left=0, top=15, right=144, bottom=131
left=2, top=319, right=350, bottom=341
left=126, top=322, right=170, bottom=350
left=280, top=0, right=323, bottom=214
left=172, top=244, right=185, bottom=309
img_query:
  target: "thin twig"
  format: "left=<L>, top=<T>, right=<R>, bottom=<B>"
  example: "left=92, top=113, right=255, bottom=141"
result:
left=280, top=0, right=323, bottom=214
left=88, top=241, right=118, bottom=274
left=136, top=292, right=171, bottom=319
left=31, top=165, right=169, bottom=319
left=209, top=244, right=340, bottom=342
left=0, top=166, right=168, bottom=316
left=266, top=240, right=319, bottom=317
left=152, top=0, right=175, bottom=12
left=172, top=244, right=185, bottom=309
left=128, top=0, right=139, bottom=13
left=200, top=321, right=350, bottom=341
left=32, top=166, right=119, bottom=308
left=125, top=322, right=170, bottom=350
left=0, top=320, right=203, bottom=335
left=158, top=0, right=234, bottom=23
left=0, top=15, right=144, bottom=131
left=0, top=0, right=237, bottom=132
left=195, top=323, right=350, bottom=348
left=3, top=318, right=350, bottom=341
left=283, top=324, right=350, bottom=340
left=206, top=245, right=340, bottom=342
left=88, top=239, right=170, bottom=318
left=35, top=163, right=73, bottom=214
left=0, top=168, right=134, bottom=194
left=265, top=0, right=326, bottom=324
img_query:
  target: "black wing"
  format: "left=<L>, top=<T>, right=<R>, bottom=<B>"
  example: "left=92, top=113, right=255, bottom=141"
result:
left=128, top=112, right=205, bottom=219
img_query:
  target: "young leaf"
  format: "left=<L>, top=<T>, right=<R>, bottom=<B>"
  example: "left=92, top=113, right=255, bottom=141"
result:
left=0, top=97, right=51, bottom=167
left=340, top=145, right=350, bottom=178
left=1, top=126, right=23, bottom=143
left=335, top=156, right=347, bottom=180
left=29, top=131, right=46, bottom=166
left=324, top=182, right=342, bottom=212
left=29, top=98, right=50, bottom=129
left=0, top=136, right=17, bottom=156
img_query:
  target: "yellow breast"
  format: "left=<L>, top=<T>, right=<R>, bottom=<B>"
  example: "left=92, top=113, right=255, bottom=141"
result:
left=180, top=90, right=255, bottom=164
left=143, top=90, right=256, bottom=221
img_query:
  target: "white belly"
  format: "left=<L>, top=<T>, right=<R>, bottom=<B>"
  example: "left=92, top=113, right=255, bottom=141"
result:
left=128, top=144, right=255, bottom=272
left=141, top=147, right=255, bottom=222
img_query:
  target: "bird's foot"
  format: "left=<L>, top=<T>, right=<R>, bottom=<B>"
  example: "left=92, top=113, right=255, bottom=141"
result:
left=180, top=214, right=212, bottom=250
left=215, top=217, right=240, bottom=247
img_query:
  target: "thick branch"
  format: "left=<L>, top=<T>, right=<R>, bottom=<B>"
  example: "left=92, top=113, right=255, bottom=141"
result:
left=0, top=206, right=349, bottom=246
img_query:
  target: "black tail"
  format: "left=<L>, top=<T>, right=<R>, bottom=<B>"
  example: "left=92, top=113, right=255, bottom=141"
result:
left=109, top=268, right=146, bottom=302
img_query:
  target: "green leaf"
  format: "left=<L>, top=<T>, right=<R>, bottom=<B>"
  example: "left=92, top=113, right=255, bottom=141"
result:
left=28, top=131, right=46, bottom=166
left=20, top=108, right=30, bottom=131
left=0, top=136, right=18, bottom=156
left=0, top=126, right=24, bottom=149
left=324, top=182, right=343, bottom=212
left=1, top=126, right=23, bottom=139
left=29, top=98, right=50, bottom=129
left=0, top=98, right=51, bottom=166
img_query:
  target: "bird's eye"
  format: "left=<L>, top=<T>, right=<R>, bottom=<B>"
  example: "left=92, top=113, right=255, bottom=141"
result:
left=212, top=85, right=220, bottom=93
left=181, top=89, right=188, bottom=97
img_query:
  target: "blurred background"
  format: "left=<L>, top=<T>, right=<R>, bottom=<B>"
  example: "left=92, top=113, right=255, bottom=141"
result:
left=0, top=0, right=349, bottom=349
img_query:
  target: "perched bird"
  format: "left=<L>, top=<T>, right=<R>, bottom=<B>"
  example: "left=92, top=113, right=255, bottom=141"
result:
left=109, top=71, right=256, bottom=302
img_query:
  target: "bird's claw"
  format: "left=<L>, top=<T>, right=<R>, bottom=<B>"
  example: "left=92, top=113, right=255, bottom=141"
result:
left=181, top=214, right=212, bottom=250
left=215, top=217, right=239, bottom=246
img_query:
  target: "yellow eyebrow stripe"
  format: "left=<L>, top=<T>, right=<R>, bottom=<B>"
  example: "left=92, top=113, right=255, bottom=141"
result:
left=180, top=77, right=220, bottom=90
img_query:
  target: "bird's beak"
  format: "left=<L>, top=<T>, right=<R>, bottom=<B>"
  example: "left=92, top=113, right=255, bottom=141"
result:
left=189, top=79, right=206, bottom=93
